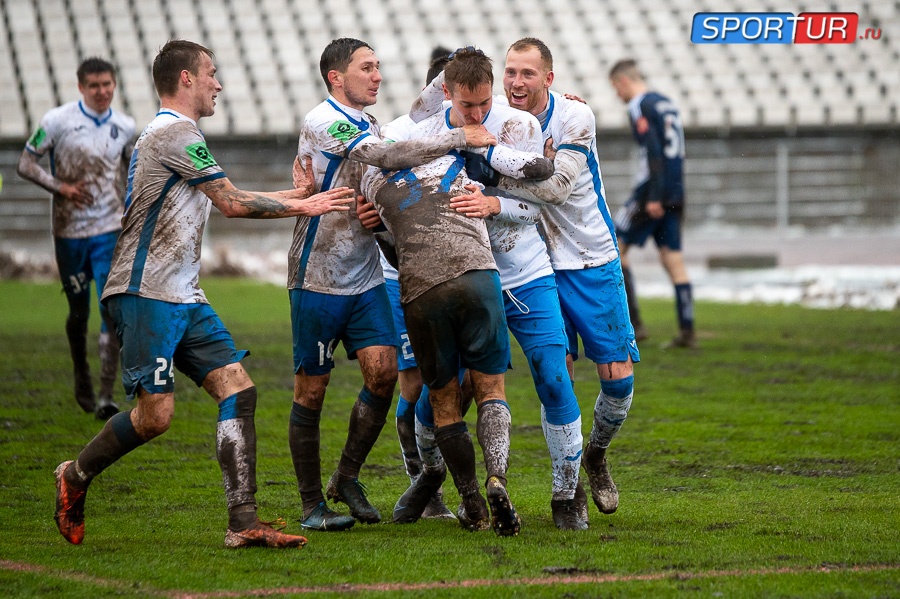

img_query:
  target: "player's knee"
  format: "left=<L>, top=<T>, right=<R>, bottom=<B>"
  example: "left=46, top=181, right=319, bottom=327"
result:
left=365, top=367, right=398, bottom=399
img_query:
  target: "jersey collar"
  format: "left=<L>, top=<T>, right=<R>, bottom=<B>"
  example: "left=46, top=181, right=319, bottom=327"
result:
left=79, top=101, right=113, bottom=127
left=327, top=97, right=370, bottom=131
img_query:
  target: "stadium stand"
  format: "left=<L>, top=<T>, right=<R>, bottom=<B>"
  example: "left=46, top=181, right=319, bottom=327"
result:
left=0, top=0, right=897, bottom=236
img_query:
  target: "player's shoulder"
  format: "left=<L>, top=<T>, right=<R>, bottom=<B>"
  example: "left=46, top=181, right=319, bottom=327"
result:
left=41, top=101, right=80, bottom=125
left=551, top=91, right=595, bottom=122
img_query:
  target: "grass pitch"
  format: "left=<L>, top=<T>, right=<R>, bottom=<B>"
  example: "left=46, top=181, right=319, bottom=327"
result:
left=0, top=278, right=897, bottom=598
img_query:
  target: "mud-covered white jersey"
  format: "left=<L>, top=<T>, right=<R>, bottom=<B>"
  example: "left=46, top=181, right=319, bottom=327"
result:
left=377, top=115, right=417, bottom=282
left=102, top=110, right=225, bottom=304
left=25, top=100, right=135, bottom=238
left=501, top=91, right=619, bottom=270
left=422, top=104, right=553, bottom=290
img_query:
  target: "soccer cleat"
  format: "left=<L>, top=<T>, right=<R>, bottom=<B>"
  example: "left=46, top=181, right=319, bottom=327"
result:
left=662, top=329, right=697, bottom=350
left=456, top=492, right=490, bottom=532
left=574, top=480, right=590, bottom=524
left=582, top=444, right=619, bottom=514
left=550, top=497, right=589, bottom=531
left=94, top=396, right=120, bottom=421
left=422, top=487, right=455, bottom=520
left=485, top=476, right=521, bottom=537
left=54, top=461, right=87, bottom=545
left=392, top=470, right=445, bottom=524
left=224, top=518, right=308, bottom=548
left=325, top=473, right=381, bottom=524
left=299, top=502, right=356, bottom=531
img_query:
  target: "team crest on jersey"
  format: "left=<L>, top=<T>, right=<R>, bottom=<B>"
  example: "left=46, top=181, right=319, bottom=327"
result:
left=327, top=120, right=362, bottom=143
left=185, top=142, right=218, bottom=170
left=110, top=124, right=119, bottom=139
left=28, top=127, right=46, bottom=149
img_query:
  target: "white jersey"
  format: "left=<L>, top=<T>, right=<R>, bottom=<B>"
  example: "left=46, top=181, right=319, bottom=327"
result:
left=502, top=91, right=619, bottom=270
left=102, top=110, right=224, bottom=304
left=290, top=97, right=385, bottom=295
left=418, top=104, right=553, bottom=290
left=25, top=100, right=136, bottom=238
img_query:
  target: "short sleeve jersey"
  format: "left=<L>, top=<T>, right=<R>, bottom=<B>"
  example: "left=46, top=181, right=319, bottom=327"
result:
left=101, top=110, right=225, bottom=304
left=289, top=97, right=385, bottom=295
left=537, top=91, right=619, bottom=270
left=360, top=115, right=495, bottom=304
left=25, top=100, right=136, bottom=238
left=627, top=91, right=685, bottom=207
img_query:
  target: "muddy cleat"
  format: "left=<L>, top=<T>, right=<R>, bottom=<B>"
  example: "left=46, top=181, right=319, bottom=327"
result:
left=422, top=487, right=455, bottom=520
left=583, top=444, right=618, bottom=514
left=225, top=519, right=308, bottom=548
left=54, top=461, right=87, bottom=545
left=457, top=492, right=490, bottom=531
left=94, top=396, right=119, bottom=421
left=392, top=470, right=445, bottom=524
left=574, top=480, right=590, bottom=525
left=326, top=473, right=381, bottom=524
left=299, top=502, right=356, bottom=531
left=550, top=497, right=589, bottom=531
left=662, top=329, right=697, bottom=350
left=73, top=370, right=95, bottom=414
left=485, top=476, right=521, bottom=537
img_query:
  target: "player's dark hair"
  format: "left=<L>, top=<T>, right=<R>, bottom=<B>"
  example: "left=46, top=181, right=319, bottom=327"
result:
left=425, top=55, right=450, bottom=86
left=609, top=58, right=642, bottom=80
left=152, top=40, right=215, bottom=97
left=77, top=57, right=116, bottom=84
left=430, top=46, right=452, bottom=62
left=444, top=47, right=492, bottom=93
left=320, top=38, right=373, bottom=92
left=508, top=37, right=553, bottom=72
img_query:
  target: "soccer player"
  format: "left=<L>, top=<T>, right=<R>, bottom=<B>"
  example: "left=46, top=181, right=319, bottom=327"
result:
left=408, top=47, right=589, bottom=530
left=53, top=40, right=355, bottom=549
left=609, top=59, right=695, bottom=349
left=289, top=38, right=496, bottom=532
left=424, top=38, right=638, bottom=517
left=16, top=58, right=136, bottom=420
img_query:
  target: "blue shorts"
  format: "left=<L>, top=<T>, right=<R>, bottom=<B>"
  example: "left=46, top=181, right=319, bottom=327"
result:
left=503, top=274, right=567, bottom=354
left=55, top=231, right=119, bottom=326
left=616, top=203, right=683, bottom=251
left=289, top=284, right=397, bottom=376
left=404, top=270, right=509, bottom=390
left=385, top=278, right=417, bottom=371
left=556, top=258, right=641, bottom=365
left=106, top=294, right=248, bottom=400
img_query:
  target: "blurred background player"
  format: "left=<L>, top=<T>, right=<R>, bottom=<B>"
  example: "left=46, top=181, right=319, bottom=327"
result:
left=16, top=57, right=136, bottom=420
left=53, top=39, right=354, bottom=549
left=289, top=38, right=496, bottom=531
left=609, top=58, right=695, bottom=349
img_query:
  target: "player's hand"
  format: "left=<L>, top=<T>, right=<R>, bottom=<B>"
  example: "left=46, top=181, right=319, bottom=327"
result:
left=461, top=125, right=497, bottom=148
left=294, top=186, right=354, bottom=216
left=59, top=181, right=93, bottom=208
left=292, top=156, right=317, bottom=198
left=645, top=200, right=665, bottom=219
left=450, top=184, right=500, bottom=219
left=564, top=93, right=586, bottom=104
left=460, top=150, right=500, bottom=187
left=356, top=194, right=383, bottom=229
left=543, top=138, right=557, bottom=161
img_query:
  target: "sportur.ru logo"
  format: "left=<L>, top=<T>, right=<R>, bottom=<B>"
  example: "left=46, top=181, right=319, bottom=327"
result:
left=691, top=12, right=882, bottom=44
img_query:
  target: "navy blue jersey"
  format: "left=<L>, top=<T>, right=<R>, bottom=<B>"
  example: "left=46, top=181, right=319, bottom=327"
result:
left=627, top=92, right=685, bottom=207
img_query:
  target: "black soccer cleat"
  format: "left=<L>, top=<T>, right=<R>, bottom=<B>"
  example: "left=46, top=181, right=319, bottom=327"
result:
left=550, top=497, right=589, bottom=531
left=325, top=473, right=381, bottom=524
left=392, top=469, right=446, bottom=524
left=299, top=502, right=356, bottom=531
left=485, top=476, right=521, bottom=537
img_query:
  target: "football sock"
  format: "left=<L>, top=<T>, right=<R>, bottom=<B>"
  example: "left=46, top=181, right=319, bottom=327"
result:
left=396, top=395, right=422, bottom=481
left=216, top=387, right=259, bottom=531
left=337, top=386, right=391, bottom=480
left=434, top=421, right=479, bottom=497
left=475, top=400, right=511, bottom=487
left=622, top=266, right=643, bottom=327
left=289, top=401, right=324, bottom=513
left=68, top=409, right=146, bottom=487
left=675, top=283, right=694, bottom=331
left=414, top=388, right=445, bottom=475
left=97, top=330, right=120, bottom=399
left=589, top=376, right=634, bottom=449
left=541, top=407, right=583, bottom=501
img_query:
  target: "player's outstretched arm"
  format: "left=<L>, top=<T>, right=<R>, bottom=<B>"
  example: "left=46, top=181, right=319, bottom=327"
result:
left=348, top=125, right=496, bottom=171
left=409, top=71, right=446, bottom=123
left=198, top=177, right=354, bottom=219
left=16, top=150, right=93, bottom=207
